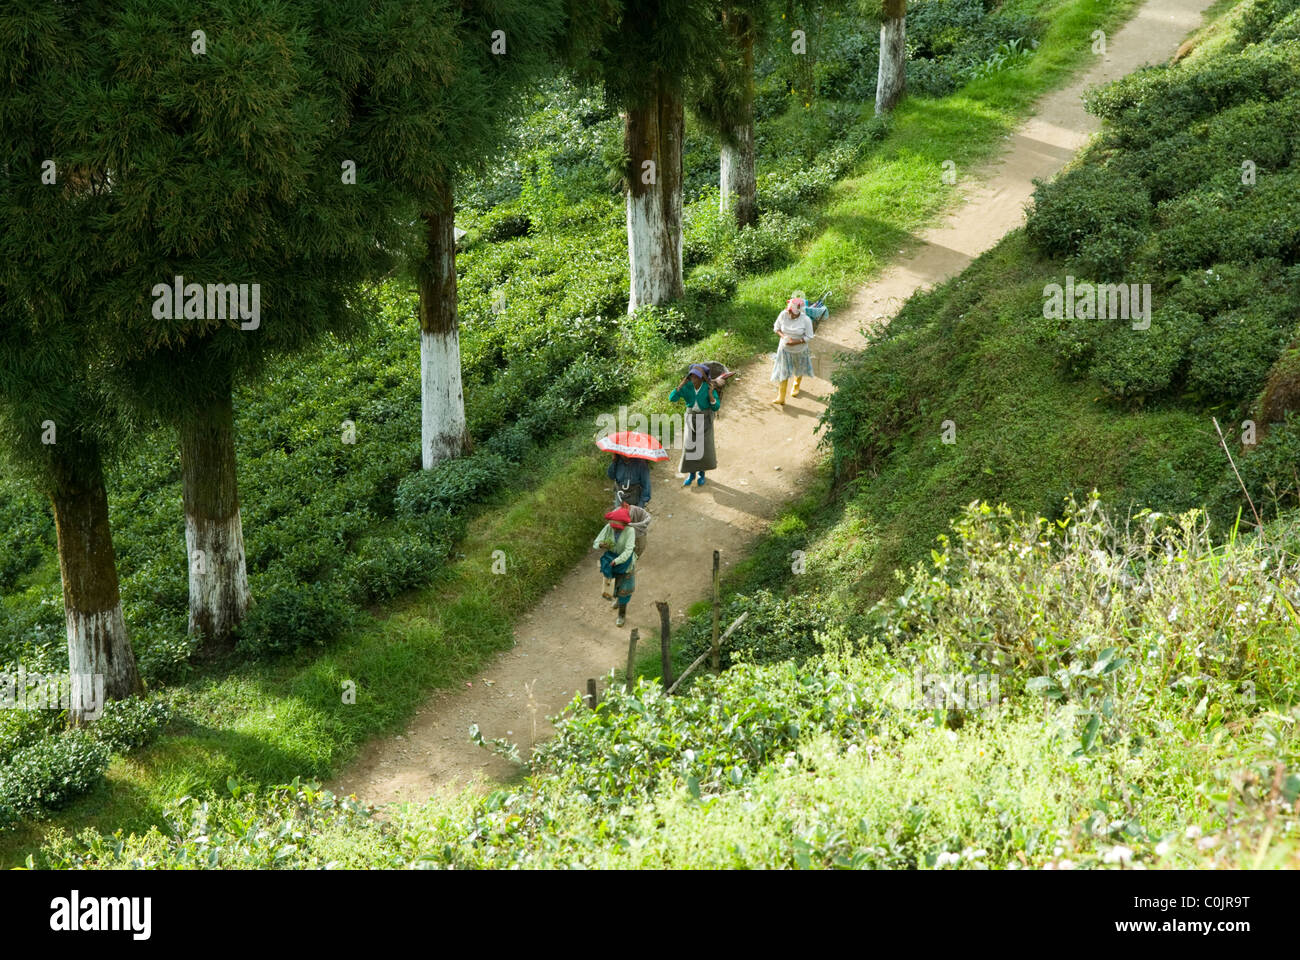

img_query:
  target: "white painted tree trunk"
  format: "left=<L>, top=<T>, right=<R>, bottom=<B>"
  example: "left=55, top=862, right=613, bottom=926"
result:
left=66, top=608, right=131, bottom=722
left=179, top=385, right=251, bottom=653
left=421, top=328, right=468, bottom=468
left=626, top=84, right=685, bottom=312
left=720, top=20, right=758, bottom=230
left=185, top=508, right=250, bottom=643
left=876, top=3, right=908, bottom=117
left=48, top=437, right=142, bottom=723
left=418, top=184, right=470, bottom=468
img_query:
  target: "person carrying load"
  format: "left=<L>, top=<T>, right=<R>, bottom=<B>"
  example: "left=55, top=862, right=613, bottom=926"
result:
left=670, top=363, right=721, bottom=486
left=771, top=291, right=816, bottom=405
left=594, top=505, right=638, bottom=627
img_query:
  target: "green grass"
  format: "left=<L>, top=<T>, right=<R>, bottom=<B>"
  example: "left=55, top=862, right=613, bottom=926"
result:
left=35, top=495, right=1300, bottom=869
left=0, top=0, right=1152, bottom=867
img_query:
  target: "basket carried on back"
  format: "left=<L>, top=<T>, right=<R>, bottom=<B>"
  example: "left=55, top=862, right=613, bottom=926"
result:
left=684, top=361, right=735, bottom=390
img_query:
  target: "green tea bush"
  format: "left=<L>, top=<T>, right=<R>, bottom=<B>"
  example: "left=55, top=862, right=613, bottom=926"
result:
left=528, top=661, right=884, bottom=813
left=342, top=524, right=455, bottom=606
left=1089, top=306, right=1196, bottom=400
left=871, top=497, right=1298, bottom=715
left=684, top=264, right=740, bottom=308
left=1085, top=45, right=1300, bottom=146
left=88, top=697, right=174, bottom=755
left=1211, top=414, right=1300, bottom=524
left=1238, top=0, right=1300, bottom=43
left=0, top=732, right=111, bottom=828
left=124, top=607, right=195, bottom=682
left=1186, top=305, right=1295, bottom=404
left=1267, top=5, right=1300, bottom=40
left=33, top=779, right=375, bottom=869
left=234, top=580, right=354, bottom=656
left=622, top=304, right=700, bottom=351
left=395, top=454, right=510, bottom=517
left=758, top=164, right=839, bottom=216
left=477, top=207, right=532, bottom=244
left=0, top=709, right=61, bottom=760
left=478, top=421, right=534, bottom=464
left=676, top=588, right=864, bottom=672
left=1026, top=165, right=1150, bottom=264
left=682, top=195, right=736, bottom=270
left=1024, top=31, right=1300, bottom=409
left=0, top=489, right=51, bottom=590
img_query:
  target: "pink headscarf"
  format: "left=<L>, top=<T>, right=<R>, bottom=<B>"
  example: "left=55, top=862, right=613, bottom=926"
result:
left=786, top=297, right=805, bottom=314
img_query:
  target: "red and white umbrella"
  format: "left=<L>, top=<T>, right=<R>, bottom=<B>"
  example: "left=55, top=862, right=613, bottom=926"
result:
left=596, top=431, right=669, bottom=462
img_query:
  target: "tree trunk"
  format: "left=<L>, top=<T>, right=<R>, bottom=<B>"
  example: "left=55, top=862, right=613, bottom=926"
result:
left=720, top=29, right=758, bottom=229
left=47, top=437, right=142, bottom=723
left=418, top=180, right=470, bottom=468
left=876, top=0, right=907, bottom=117
left=625, top=78, right=685, bottom=312
left=179, top=379, right=250, bottom=653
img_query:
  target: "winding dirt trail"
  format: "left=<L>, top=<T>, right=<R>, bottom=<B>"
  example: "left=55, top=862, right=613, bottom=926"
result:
left=330, top=0, right=1215, bottom=807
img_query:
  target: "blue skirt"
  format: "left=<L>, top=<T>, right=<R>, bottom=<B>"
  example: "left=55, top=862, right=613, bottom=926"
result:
left=600, top=551, right=633, bottom=578
left=771, top=347, right=814, bottom=381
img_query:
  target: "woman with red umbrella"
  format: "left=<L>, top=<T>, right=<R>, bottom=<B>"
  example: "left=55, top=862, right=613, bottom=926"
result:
left=607, top=454, right=651, bottom=508
left=596, top=431, right=668, bottom=508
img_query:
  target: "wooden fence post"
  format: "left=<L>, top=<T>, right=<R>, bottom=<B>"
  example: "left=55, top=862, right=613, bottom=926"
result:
left=586, top=678, right=599, bottom=710
left=711, top=550, right=721, bottom=674
left=666, top=611, right=748, bottom=696
left=626, top=628, right=639, bottom=690
left=655, top=601, right=673, bottom=690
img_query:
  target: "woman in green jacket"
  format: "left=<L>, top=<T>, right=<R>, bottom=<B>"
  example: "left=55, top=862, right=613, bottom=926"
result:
left=594, top=505, right=637, bottom=627
left=669, top=363, right=720, bottom=487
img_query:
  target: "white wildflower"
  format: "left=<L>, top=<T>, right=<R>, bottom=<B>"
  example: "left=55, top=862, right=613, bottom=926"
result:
left=1103, top=845, right=1133, bottom=864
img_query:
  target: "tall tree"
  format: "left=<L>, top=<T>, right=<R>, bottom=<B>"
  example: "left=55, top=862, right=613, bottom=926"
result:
left=0, top=8, right=142, bottom=718
left=690, top=1, right=782, bottom=229
left=574, top=0, right=725, bottom=311
left=875, top=0, right=907, bottom=115
left=47, top=0, right=410, bottom=654
left=353, top=0, right=567, bottom=469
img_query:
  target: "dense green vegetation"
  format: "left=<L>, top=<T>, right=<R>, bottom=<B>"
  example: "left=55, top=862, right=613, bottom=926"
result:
left=824, top=0, right=1300, bottom=601
left=33, top=498, right=1300, bottom=868
left=1, top=0, right=1138, bottom=862
left=34, top=0, right=1300, bottom=870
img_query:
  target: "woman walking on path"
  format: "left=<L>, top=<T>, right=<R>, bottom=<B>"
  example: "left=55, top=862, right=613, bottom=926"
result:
left=593, top=505, right=638, bottom=627
left=771, top=294, right=816, bottom=405
left=607, top=453, right=652, bottom=508
left=669, top=363, right=720, bottom=487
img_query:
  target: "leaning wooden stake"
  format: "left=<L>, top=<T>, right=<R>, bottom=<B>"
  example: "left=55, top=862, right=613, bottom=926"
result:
left=626, top=628, right=639, bottom=690
left=655, top=601, right=673, bottom=690
left=711, top=550, right=721, bottom=674
left=1213, top=416, right=1265, bottom=533
left=586, top=678, right=599, bottom=710
left=667, top=611, right=748, bottom=695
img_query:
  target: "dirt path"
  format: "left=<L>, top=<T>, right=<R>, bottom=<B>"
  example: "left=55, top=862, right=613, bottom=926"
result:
left=330, top=0, right=1215, bottom=806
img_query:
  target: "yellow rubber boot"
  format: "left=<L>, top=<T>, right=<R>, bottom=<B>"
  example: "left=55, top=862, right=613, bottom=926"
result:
left=791, top=377, right=803, bottom=397
left=770, top=379, right=788, bottom=405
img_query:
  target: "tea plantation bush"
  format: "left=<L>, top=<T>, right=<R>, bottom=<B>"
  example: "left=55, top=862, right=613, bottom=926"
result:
left=34, top=499, right=1300, bottom=869
left=0, top=697, right=172, bottom=830
left=674, top=589, right=867, bottom=675
left=1024, top=28, right=1300, bottom=409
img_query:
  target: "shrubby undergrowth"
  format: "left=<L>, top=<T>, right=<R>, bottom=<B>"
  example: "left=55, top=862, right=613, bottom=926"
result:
left=1025, top=30, right=1300, bottom=412
left=32, top=498, right=1300, bottom=869
left=0, top=697, right=172, bottom=831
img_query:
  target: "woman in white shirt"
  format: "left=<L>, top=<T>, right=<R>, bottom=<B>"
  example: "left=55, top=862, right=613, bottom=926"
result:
left=770, top=295, right=815, bottom=405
